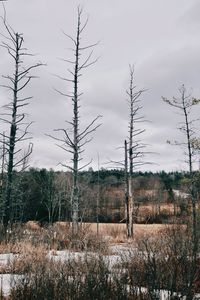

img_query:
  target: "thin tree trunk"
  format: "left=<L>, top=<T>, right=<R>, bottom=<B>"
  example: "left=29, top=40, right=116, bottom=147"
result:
left=4, top=33, right=20, bottom=227
left=123, top=66, right=144, bottom=238
left=128, top=67, right=134, bottom=238
left=0, top=133, right=6, bottom=222
left=128, top=178, right=133, bottom=237
left=1, top=14, right=42, bottom=227
left=58, top=194, right=61, bottom=221
left=163, top=84, right=200, bottom=297
left=182, top=91, right=198, bottom=298
left=96, top=153, right=100, bottom=237
left=49, top=7, right=100, bottom=236
left=124, top=140, right=129, bottom=233
left=71, top=13, right=80, bottom=235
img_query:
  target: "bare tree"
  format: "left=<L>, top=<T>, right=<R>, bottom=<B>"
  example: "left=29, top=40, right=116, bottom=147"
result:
left=0, top=132, right=6, bottom=221
left=162, top=84, right=200, bottom=298
left=53, top=171, right=70, bottom=222
left=0, top=13, right=43, bottom=226
left=49, top=7, right=101, bottom=235
left=124, top=139, right=130, bottom=235
left=163, top=85, right=200, bottom=172
left=125, top=65, right=145, bottom=238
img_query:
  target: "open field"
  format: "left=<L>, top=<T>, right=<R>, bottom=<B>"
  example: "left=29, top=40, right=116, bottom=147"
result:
left=0, top=221, right=198, bottom=299
left=54, top=222, right=187, bottom=244
left=89, top=222, right=173, bottom=236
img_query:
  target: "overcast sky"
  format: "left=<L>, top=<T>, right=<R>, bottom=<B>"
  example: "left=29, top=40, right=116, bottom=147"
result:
left=1, top=0, right=200, bottom=172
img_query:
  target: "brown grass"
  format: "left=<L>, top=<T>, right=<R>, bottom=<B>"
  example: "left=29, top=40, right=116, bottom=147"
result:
left=25, top=221, right=41, bottom=232
left=138, top=203, right=177, bottom=215
left=0, top=221, right=186, bottom=258
left=11, top=242, right=47, bottom=274
left=48, top=222, right=182, bottom=245
left=85, top=222, right=176, bottom=243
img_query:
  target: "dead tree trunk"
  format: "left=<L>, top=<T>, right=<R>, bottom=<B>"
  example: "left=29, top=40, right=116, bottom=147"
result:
left=71, top=18, right=80, bottom=234
left=0, top=15, right=42, bottom=227
left=127, top=177, right=133, bottom=237
left=163, top=84, right=200, bottom=297
left=124, top=140, right=130, bottom=236
left=4, top=31, right=19, bottom=225
left=0, top=133, right=6, bottom=221
left=49, top=7, right=101, bottom=235
left=128, top=67, right=134, bottom=238
left=125, top=65, right=145, bottom=238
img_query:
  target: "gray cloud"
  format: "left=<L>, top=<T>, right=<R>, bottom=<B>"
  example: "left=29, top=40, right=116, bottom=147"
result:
left=0, top=0, right=200, bottom=172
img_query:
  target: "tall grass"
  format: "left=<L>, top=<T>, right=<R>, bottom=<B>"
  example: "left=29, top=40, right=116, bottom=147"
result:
left=10, top=254, right=137, bottom=300
left=0, top=222, right=108, bottom=255
left=0, top=222, right=199, bottom=299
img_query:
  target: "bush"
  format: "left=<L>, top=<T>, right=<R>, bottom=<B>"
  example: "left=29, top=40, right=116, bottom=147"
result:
left=120, top=225, right=199, bottom=298
left=10, top=254, right=133, bottom=300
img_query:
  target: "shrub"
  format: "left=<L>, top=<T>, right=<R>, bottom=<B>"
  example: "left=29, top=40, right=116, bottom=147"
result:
left=120, top=225, right=199, bottom=299
left=10, top=254, right=133, bottom=300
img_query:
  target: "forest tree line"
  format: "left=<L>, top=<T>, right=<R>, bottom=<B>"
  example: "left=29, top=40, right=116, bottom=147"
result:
left=0, top=168, right=197, bottom=224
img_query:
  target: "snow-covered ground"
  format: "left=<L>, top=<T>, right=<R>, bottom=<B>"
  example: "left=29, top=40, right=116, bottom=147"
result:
left=0, top=246, right=127, bottom=297
left=0, top=253, right=16, bottom=266
left=0, top=245, right=199, bottom=299
left=0, top=274, right=21, bottom=297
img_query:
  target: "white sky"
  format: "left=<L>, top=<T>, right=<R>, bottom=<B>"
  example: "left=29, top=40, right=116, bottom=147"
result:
left=1, top=0, right=200, bottom=172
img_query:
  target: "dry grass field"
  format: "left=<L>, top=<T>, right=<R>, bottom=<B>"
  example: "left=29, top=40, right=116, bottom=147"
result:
left=0, top=221, right=186, bottom=254
left=25, top=220, right=186, bottom=240
left=0, top=221, right=195, bottom=298
left=138, top=203, right=177, bottom=215
left=79, top=222, right=181, bottom=243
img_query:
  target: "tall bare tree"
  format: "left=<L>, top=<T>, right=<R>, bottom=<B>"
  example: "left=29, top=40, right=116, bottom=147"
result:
left=0, top=132, right=6, bottom=220
left=0, top=13, right=42, bottom=226
left=49, top=7, right=101, bottom=235
left=162, top=84, right=200, bottom=297
left=124, top=139, right=130, bottom=235
left=125, top=65, right=145, bottom=238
